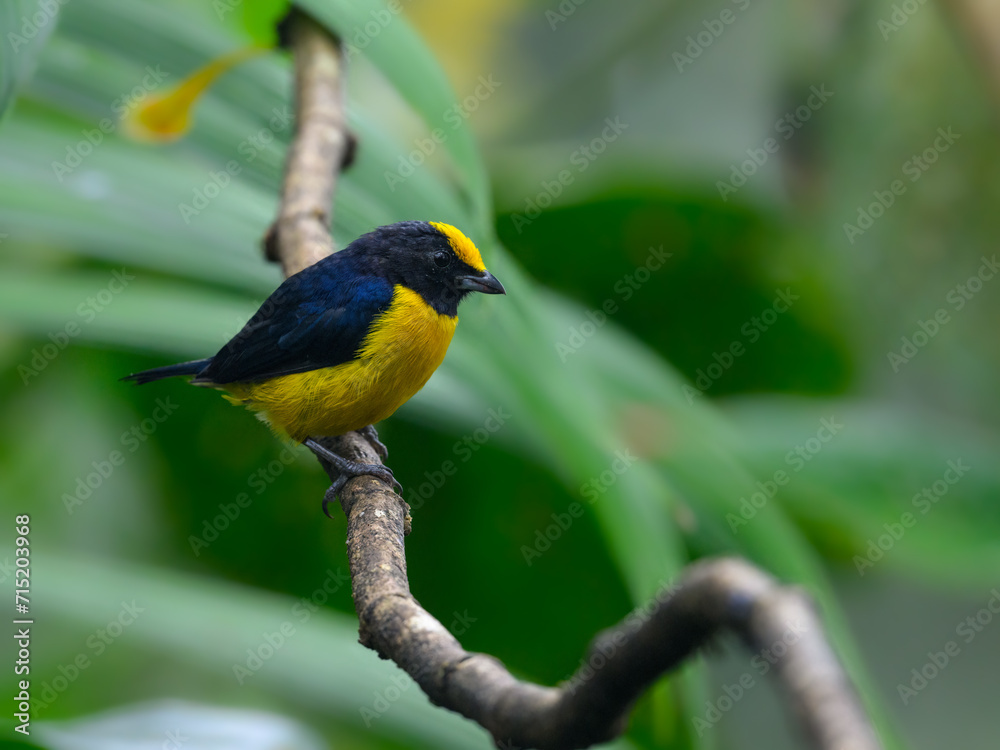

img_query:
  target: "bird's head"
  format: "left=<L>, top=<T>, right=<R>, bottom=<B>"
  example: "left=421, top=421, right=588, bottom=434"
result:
left=356, top=221, right=505, bottom=316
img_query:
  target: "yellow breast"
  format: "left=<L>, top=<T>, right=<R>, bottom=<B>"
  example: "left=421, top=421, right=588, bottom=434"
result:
left=223, top=286, right=458, bottom=441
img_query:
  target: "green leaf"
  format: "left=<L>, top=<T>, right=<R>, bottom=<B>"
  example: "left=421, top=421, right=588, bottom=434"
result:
left=292, top=0, right=492, bottom=234
left=0, top=0, right=59, bottom=119
left=35, top=702, right=327, bottom=750
left=725, top=396, right=1000, bottom=587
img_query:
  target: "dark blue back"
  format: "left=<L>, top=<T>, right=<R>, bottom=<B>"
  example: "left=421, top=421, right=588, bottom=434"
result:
left=199, top=250, right=394, bottom=385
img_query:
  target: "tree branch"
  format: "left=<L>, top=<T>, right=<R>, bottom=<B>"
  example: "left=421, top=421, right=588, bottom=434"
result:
left=323, top=432, right=882, bottom=750
left=266, top=11, right=351, bottom=276
left=265, top=13, right=883, bottom=750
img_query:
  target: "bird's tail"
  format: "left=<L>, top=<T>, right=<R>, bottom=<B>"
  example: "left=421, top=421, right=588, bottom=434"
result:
left=121, top=358, right=212, bottom=385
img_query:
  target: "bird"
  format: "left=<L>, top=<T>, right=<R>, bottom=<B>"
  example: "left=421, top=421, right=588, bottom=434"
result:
left=123, top=221, right=505, bottom=512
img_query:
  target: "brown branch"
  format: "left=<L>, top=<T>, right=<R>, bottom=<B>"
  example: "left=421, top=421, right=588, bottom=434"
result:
left=316, top=435, right=883, bottom=750
left=266, top=11, right=350, bottom=276
left=266, top=13, right=884, bottom=750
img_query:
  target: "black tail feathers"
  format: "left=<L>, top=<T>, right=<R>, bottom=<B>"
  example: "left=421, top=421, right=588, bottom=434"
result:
left=122, top=358, right=212, bottom=385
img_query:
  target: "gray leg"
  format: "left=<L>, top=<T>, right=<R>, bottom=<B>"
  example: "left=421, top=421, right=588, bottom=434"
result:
left=304, top=437, right=401, bottom=517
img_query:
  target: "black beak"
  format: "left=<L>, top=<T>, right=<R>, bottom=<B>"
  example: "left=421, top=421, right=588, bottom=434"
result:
left=455, top=269, right=506, bottom=295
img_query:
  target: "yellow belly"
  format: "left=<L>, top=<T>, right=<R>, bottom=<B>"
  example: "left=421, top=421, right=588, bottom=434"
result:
left=221, top=286, right=458, bottom=442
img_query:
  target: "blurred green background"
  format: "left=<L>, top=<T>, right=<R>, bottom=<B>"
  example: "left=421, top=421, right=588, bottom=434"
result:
left=2, top=0, right=999, bottom=748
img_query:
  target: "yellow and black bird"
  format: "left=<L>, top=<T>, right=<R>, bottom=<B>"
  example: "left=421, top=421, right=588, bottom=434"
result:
left=124, top=221, right=505, bottom=509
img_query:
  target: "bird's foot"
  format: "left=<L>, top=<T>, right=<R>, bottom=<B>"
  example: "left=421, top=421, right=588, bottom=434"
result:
left=357, top=424, right=389, bottom=460
left=304, top=437, right=401, bottom=518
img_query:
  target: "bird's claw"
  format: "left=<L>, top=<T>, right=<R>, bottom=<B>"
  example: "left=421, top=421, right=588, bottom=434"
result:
left=370, top=463, right=402, bottom=494
left=321, top=466, right=402, bottom=517
left=306, top=436, right=401, bottom=518
left=358, top=424, right=389, bottom=460
left=322, top=479, right=346, bottom=518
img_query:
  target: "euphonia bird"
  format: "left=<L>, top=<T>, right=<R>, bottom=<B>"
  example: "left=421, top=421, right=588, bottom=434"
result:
left=124, top=221, right=505, bottom=507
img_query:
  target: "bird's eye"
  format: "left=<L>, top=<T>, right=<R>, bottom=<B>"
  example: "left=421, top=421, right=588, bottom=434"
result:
left=433, top=251, right=451, bottom=268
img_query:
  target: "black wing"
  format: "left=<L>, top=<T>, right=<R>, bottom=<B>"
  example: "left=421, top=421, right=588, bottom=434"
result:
left=197, top=258, right=394, bottom=385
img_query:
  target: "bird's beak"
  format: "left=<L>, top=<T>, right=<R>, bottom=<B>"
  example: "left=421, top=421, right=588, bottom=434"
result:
left=455, top=269, right=506, bottom=295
